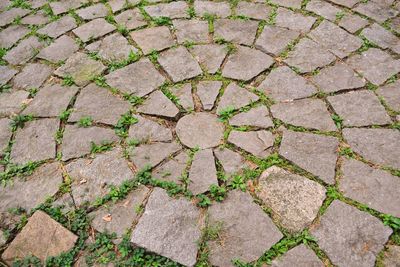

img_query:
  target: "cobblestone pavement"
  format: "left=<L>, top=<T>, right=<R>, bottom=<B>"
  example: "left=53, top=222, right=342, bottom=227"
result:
left=0, top=0, right=400, bottom=266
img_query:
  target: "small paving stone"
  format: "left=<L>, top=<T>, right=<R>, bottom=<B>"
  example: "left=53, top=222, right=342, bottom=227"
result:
left=271, top=99, right=337, bottom=131
left=115, top=9, right=147, bottom=30
left=61, top=125, right=119, bottom=161
left=37, top=16, right=77, bottom=38
left=235, top=2, right=271, bottom=20
left=0, top=65, right=18, bottom=85
left=152, top=151, right=188, bottom=183
left=382, top=245, right=400, bottom=267
left=11, top=119, right=58, bottom=164
left=329, top=0, right=358, bottom=8
left=27, top=0, right=47, bottom=9
left=188, top=149, right=218, bottom=194
left=306, top=0, right=342, bottom=21
left=0, top=8, right=30, bottom=27
left=158, top=46, right=202, bottom=82
left=176, top=112, right=224, bottom=149
left=130, top=26, right=174, bottom=55
left=105, top=58, right=165, bottom=96
left=312, top=62, right=366, bottom=93
left=271, top=244, right=324, bottom=267
left=255, top=25, right=300, bottom=56
left=1, top=211, right=78, bottom=265
left=214, top=147, right=249, bottom=177
left=128, top=115, right=172, bottom=143
left=280, top=130, right=339, bottom=184
left=0, top=90, right=29, bottom=117
left=137, top=90, right=180, bottom=118
left=54, top=52, right=106, bottom=86
left=275, top=7, right=316, bottom=34
left=376, top=80, right=400, bottom=111
left=228, top=130, right=274, bottom=158
left=129, top=141, right=181, bottom=169
left=21, top=11, right=50, bottom=25
left=0, top=25, right=29, bottom=48
left=311, top=200, right=392, bottom=267
left=76, top=3, right=108, bottom=20
left=13, top=63, right=53, bottom=90
left=37, top=35, right=79, bottom=63
left=0, top=118, right=11, bottom=153
left=131, top=188, right=201, bottom=267
left=108, top=0, right=125, bottom=13
left=189, top=44, right=227, bottom=74
left=196, top=80, right=221, bottom=110
left=258, top=66, right=317, bottom=101
left=229, top=106, right=273, bottom=128
left=22, top=83, right=78, bottom=117
left=343, top=128, right=400, bottom=169
left=214, top=19, right=258, bottom=46
left=362, top=23, right=400, bottom=54
left=144, top=1, right=189, bottom=19
left=173, top=19, right=209, bottom=44
left=50, top=0, right=89, bottom=15
left=354, top=1, right=398, bottom=23
left=3, top=36, right=44, bottom=65
left=257, top=166, right=326, bottom=232
left=170, top=83, right=194, bottom=111
left=208, top=190, right=283, bottom=267
left=339, top=14, right=369, bottom=34
left=194, top=0, right=231, bottom=18
left=217, top=83, right=259, bottom=113
left=327, top=90, right=391, bottom=127
left=73, top=18, right=116, bottom=42
left=270, top=0, right=302, bottom=9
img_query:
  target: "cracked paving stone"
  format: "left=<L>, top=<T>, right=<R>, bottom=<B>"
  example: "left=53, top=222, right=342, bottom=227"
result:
left=3, top=36, right=44, bottom=65
left=194, top=0, right=231, bottom=18
left=280, top=130, right=339, bottom=184
left=362, top=23, right=400, bottom=54
left=311, top=62, right=366, bottom=93
left=306, top=0, right=342, bottom=21
left=37, top=35, right=79, bottom=63
left=21, top=11, right=49, bottom=25
left=340, top=158, right=400, bottom=218
left=271, top=244, right=324, bottom=267
left=49, top=0, right=89, bottom=15
left=61, top=125, right=119, bottom=161
left=214, top=19, right=258, bottom=46
left=354, top=1, right=398, bottom=23
left=214, top=147, right=249, bottom=177
left=376, top=80, right=400, bottom=111
left=228, top=130, right=273, bottom=158
left=11, top=118, right=58, bottom=165
left=66, top=147, right=134, bottom=206
left=13, top=63, right=53, bottom=90
left=258, top=66, right=317, bottom=102
left=275, top=7, right=316, bottom=34
left=37, top=16, right=77, bottom=38
left=229, top=106, right=273, bottom=128
left=0, top=118, right=11, bottom=153
left=22, top=83, right=78, bottom=117
left=170, top=83, right=194, bottom=111
left=0, top=25, right=29, bottom=49
left=208, top=190, right=283, bottom=267
left=270, top=0, right=301, bottom=9
left=271, top=98, right=337, bottom=132
left=69, top=84, right=130, bottom=125
left=1, top=211, right=78, bottom=265
left=115, top=9, right=147, bottom=30
left=173, top=19, right=209, bottom=44
left=217, top=83, right=259, bottom=113
left=311, top=200, right=392, bottom=267
left=257, top=166, right=326, bottom=232
left=0, top=90, right=29, bottom=117
left=255, top=25, right=300, bottom=56
left=131, top=188, right=201, bottom=267
left=105, top=58, right=165, bottom=96
left=343, top=128, right=400, bottom=169
left=189, top=44, right=227, bottom=74
left=188, top=149, right=218, bottom=195
left=128, top=115, right=172, bottom=143
left=72, top=18, right=116, bottom=42
left=235, top=2, right=271, bottom=20
left=382, top=245, right=400, bottom=267
left=196, top=80, right=221, bottom=110
left=152, top=151, right=188, bottom=183
left=54, top=52, right=106, bottom=86
left=327, top=90, right=391, bottom=127
left=144, top=1, right=189, bottom=19
left=76, top=3, right=108, bottom=20
left=137, top=91, right=180, bottom=118
left=0, top=8, right=30, bottom=27
left=338, top=14, right=369, bottom=34
left=129, top=141, right=181, bottom=169
left=130, top=26, right=174, bottom=55
left=158, top=46, right=202, bottom=82
left=0, top=65, right=18, bottom=85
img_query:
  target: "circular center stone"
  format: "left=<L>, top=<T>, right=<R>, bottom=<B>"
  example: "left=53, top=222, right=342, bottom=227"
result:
left=176, top=113, right=224, bottom=149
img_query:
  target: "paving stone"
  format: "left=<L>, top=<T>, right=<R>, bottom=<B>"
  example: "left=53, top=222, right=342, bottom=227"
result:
left=115, top=9, right=147, bottom=30
left=27, top=0, right=47, bottom=9
left=376, top=80, right=400, bottom=111
left=130, top=26, right=174, bottom=55
left=73, top=18, right=116, bottom=42
left=144, top=1, right=189, bottom=19
left=284, top=38, right=336, bottom=73
left=312, top=62, right=366, bottom=93
left=194, top=0, right=231, bottom=18
left=37, top=16, right=77, bottom=38
left=280, top=130, right=339, bottom=184
left=105, top=58, right=165, bottom=96
left=228, top=130, right=274, bottom=158
left=128, top=115, right=172, bottom=143
left=173, top=19, right=209, bottom=44
left=271, top=99, right=336, bottom=131
left=235, top=2, right=271, bottom=20
left=108, top=0, right=125, bottom=13
left=0, top=118, right=11, bottom=153
left=21, top=11, right=50, bottom=25
left=258, top=66, right=317, bottom=101
left=0, top=229, right=5, bottom=246
left=229, top=106, right=273, bottom=128
left=327, top=90, right=391, bottom=127
left=1, top=211, right=78, bottom=265
left=50, top=0, right=89, bottom=15
left=170, top=83, right=194, bottom=111
left=306, top=0, right=341, bottom=21
left=176, top=112, right=224, bottom=149
left=217, top=83, right=259, bottom=113
left=0, top=65, right=18, bottom=85
left=22, top=83, right=78, bottom=117
left=189, top=44, right=226, bottom=74
left=37, top=35, right=79, bottom=63
left=0, top=25, right=29, bottom=48
left=0, top=7, right=30, bottom=27
left=214, top=19, right=258, bottom=46
left=196, top=80, right=221, bottom=110
left=129, top=141, right=181, bottom=169
left=188, top=149, right=218, bottom=194
left=382, top=245, right=400, bottom=267
left=271, top=244, right=324, bottom=267
left=343, top=128, right=400, bottom=169
left=54, top=52, right=106, bottom=86
left=208, top=190, right=283, bottom=267
left=0, top=0, right=10, bottom=11
left=362, top=23, right=400, bottom=54
left=152, top=151, right=188, bottom=183
left=311, top=200, right=392, bottom=267
left=13, top=63, right=53, bottom=90
left=76, top=3, right=108, bottom=20
left=329, top=0, right=358, bottom=8
left=131, top=188, right=201, bottom=266
left=61, top=125, right=119, bottom=161
left=275, top=7, right=316, bottom=34
left=3, top=36, right=44, bottom=65
left=214, top=147, right=249, bottom=177
left=270, top=0, right=302, bottom=9
left=137, top=90, right=180, bottom=118
left=257, top=166, right=326, bottom=232
left=158, top=46, right=202, bottom=82
left=0, top=90, right=29, bottom=117
left=255, top=25, right=300, bottom=56
left=339, top=14, right=369, bottom=34
left=354, top=1, right=398, bottom=23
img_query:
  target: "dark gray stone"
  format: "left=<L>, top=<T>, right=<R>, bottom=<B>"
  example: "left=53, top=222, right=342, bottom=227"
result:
left=128, top=115, right=172, bottom=143
left=228, top=130, right=274, bottom=158
left=0, top=90, right=29, bottom=117
left=194, top=0, right=231, bottom=18
left=115, top=9, right=147, bottom=30
left=37, top=35, right=79, bottom=63
left=217, top=83, right=259, bottom=113
left=173, top=19, right=209, bottom=44
left=377, top=80, right=400, bottom=111
left=129, top=141, right=181, bottom=169
left=271, top=244, right=324, bottom=267
left=144, top=1, right=189, bottom=19
left=214, top=19, right=258, bottom=46
left=255, top=25, right=300, bottom=56
left=3, top=36, right=44, bottom=65
left=72, top=18, right=116, bottom=42
left=188, top=148, right=218, bottom=194
left=37, top=16, right=77, bottom=38
left=229, top=106, right=273, bottom=128
left=137, top=90, right=180, bottom=118
left=0, top=25, right=29, bottom=48
left=189, top=44, right=226, bottom=74
left=130, top=26, right=174, bottom=55
left=275, top=7, right=316, bottom=34
left=13, top=63, right=53, bottom=90
left=196, top=80, right=221, bottom=110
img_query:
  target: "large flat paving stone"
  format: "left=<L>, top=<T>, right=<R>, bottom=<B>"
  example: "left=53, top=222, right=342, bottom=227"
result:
left=37, top=16, right=77, bottom=38
left=338, top=14, right=369, bottom=34
left=196, top=81, right=221, bottom=110
left=194, top=0, right=231, bottom=18
left=37, top=35, right=79, bottom=63
left=152, top=151, right=188, bottom=184
left=377, top=80, right=400, bottom=112
left=0, top=25, right=29, bottom=49
left=115, top=9, right=147, bottom=30
left=0, top=90, right=29, bottom=117
left=137, top=90, right=180, bottom=118
left=3, top=36, right=44, bottom=65
left=236, top=1, right=271, bottom=20
left=0, top=118, right=11, bottom=153
left=189, top=44, right=227, bottom=74
left=229, top=106, right=273, bottom=128
left=130, top=26, right=174, bottom=55
left=228, top=130, right=274, bottom=158
left=214, top=147, right=249, bottom=177
left=270, top=244, right=324, bottom=267
left=214, top=19, right=258, bottom=46
left=173, top=19, right=209, bottom=44
left=188, top=149, right=218, bottom=194
left=255, top=25, right=300, bottom=56
left=72, top=18, right=116, bottom=42
left=13, top=63, right=53, bottom=90
left=144, top=1, right=189, bottom=19
left=129, top=141, right=181, bottom=169
left=275, top=7, right=316, bottom=34
left=217, top=83, right=259, bottom=113
left=128, top=115, right=172, bottom=143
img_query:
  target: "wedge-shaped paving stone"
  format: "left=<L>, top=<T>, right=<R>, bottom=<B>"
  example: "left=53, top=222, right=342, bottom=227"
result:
left=69, top=84, right=130, bottom=125
left=11, top=119, right=58, bottom=164
left=13, top=63, right=53, bottom=90
left=49, top=0, right=89, bottom=15
left=0, top=118, right=11, bottom=153
left=128, top=115, right=172, bottom=143
left=129, top=141, right=181, bottom=169
left=37, top=16, right=77, bottom=38
left=61, top=125, right=119, bottom=161
left=255, top=25, right=300, bottom=56
left=173, top=19, right=209, bottom=44
left=377, top=80, right=400, bottom=111
left=158, top=46, right=202, bottom=82
left=22, top=83, right=78, bottom=117
left=271, top=99, right=336, bottom=131
left=73, top=18, right=116, bottom=42
left=171, top=83, right=194, bottom=111
left=115, top=9, right=147, bottom=30
left=1, top=211, right=78, bottom=265
left=131, top=188, right=201, bottom=266
left=188, top=149, right=218, bottom=194
left=229, top=106, right=273, bottom=128
left=137, top=91, right=180, bottom=118
left=54, top=52, right=106, bottom=86
left=311, top=200, right=392, bottom=267
left=144, top=1, right=189, bottom=19
left=217, top=83, right=259, bottom=113
left=228, top=130, right=273, bottom=158
left=3, top=36, right=43, bottom=65
left=354, top=1, right=398, bottom=23
left=76, top=3, right=108, bottom=20
left=0, top=25, right=29, bottom=48
left=275, top=7, right=316, bottom=34
left=0, top=7, right=30, bottom=27
left=37, top=35, right=79, bottom=63
left=236, top=1, right=271, bottom=20
left=258, top=66, right=317, bottom=101
left=339, top=14, right=369, bottom=34
left=208, top=190, right=283, bottom=267
left=152, top=151, right=188, bottom=183
left=197, top=80, right=221, bottom=110
left=343, top=128, right=400, bottom=169
left=189, top=44, right=226, bottom=74
left=214, top=19, right=258, bottom=46
left=362, top=23, right=400, bottom=54
left=328, top=90, right=391, bottom=127
left=0, top=65, right=18, bottom=85
left=130, top=26, right=174, bottom=55
left=0, top=90, right=29, bottom=117
left=382, top=245, right=400, bottom=267
left=257, top=166, right=326, bottom=232
left=270, top=0, right=301, bottom=9
left=194, top=0, right=231, bottom=18
left=271, top=244, right=324, bottom=267
left=214, top=147, right=249, bottom=177
left=280, top=130, right=339, bottom=184
left=105, top=58, right=165, bottom=96
left=306, top=0, right=341, bottom=21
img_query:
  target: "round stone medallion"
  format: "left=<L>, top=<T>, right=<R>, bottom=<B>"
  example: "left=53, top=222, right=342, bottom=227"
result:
left=176, top=112, right=224, bottom=149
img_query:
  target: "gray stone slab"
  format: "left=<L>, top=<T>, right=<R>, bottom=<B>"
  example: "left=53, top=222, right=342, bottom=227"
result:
left=188, top=148, right=218, bottom=194
left=229, top=106, right=273, bottom=128
left=194, top=0, right=231, bottom=18
left=236, top=1, right=271, bottom=20
left=217, top=83, right=259, bottom=113
left=129, top=141, right=181, bottom=169
left=189, top=44, right=227, bottom=74
left=271, top=244, right=324, bottom=267
left=306, top=0, right=342, bottom=21
left=3, top=36, right=44, bottom=65
left=270, top=0, right=302, bottom=9
left=173, top=19, right=209, bottom=44
left=214, top=19, right=258, bottom=46
left=0, top=90, right=29, bottom=117
left=339, top=14, right=369, bottom=34
left=329, top=0, right=358, bottom=8
left=130, top=26, right=174, bottom=55
left=144, top=1, right=189, bottom=19
left=137, top=90, right=180, bottom=118
left=76, top=3, right=108, bottom=20
left=108, top=0, right=125, bottom=13
left=152, top=151, right=188, bottom=183
left=228, top=130, right=274, bottom=158
left=0, top=118, right=11, bottom=153
left=115, top=9, right=147, bottom=30
left=128, top=115, right=172, bottom=143
left=362, top=23, right=400, bottom=54
left=37, top=16, right=77, bottom=38
left=49, top=0, right=89, bottom=15
left=377, top=80, right=400, bottom=111
left=13, top=63, right=53, bottom=90
left=255, top=25, right=300, bottom=56
left=196, top=80, right=221, bottom=110
left=37, top=35, right=79, bottom=63
left=0, top=7, right=30, bottom=27
left=0, top=25, right=29, bottom=48
left=73, top=18, right=116, bottom=42
left=0, top=65, right=18, bottom=85
left=275, top=7, right=316, bottom=34
left=170, top=83, right=194, bottom=111
left=214, top=147, right=249, bottom=177
left=354, top=1, right=398, bottom=23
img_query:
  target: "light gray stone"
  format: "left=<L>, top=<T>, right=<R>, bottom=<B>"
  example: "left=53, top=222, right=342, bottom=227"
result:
left=194, top=0, right=231, bottom=18
left=37, top=16, right=77, bottom=38
left=108, top=0, right=125, bottom=13
left=339, top=14, right=369, bottom=34
left=115, top=9, right=147, bottom=30
left=354, top=1, right=398, bottom=23
left=0, top=118, right=11, bottom=153
left=196, top=80, right=221, bottom=110
left=144, top=1, right=189, bottom=19
left=271, top=244, right=324, bottom=267
left=49, top=0, right=89, bottom=15
left=362, top=23, right=400, bottom=54
left=21, top=11, right=50, bottom=25
left=229, top=106, right=273, bottom=128
left=129, top=141, right=181, bottom=169
left=128, top=115, right=172, bottom=143
left=0, top=7, right=30, bottom=27
left=3, top=36, right=44, bottom=65
left=255, top=25, right=300, bottom=56
left=137, top=90, right=180, bottom=118
left=72, top=18, right=116, bottom=42
left=76, top=3, right=108, bottom=20
left=306, top=0, right=342, bottom=21
left=270, top=0, right=301, bottom=9
left=275, top=7, right=316, bottom=34
left=214, top=147, right=249, bottom=177
left=188, top=148, right=218, bottom=194
left=173, top=19, right=209, bottom=44
left=329, top=0, right=358, bottom=8
left=0, top=65, right=18, bottom=85
left=217, top=83, right=259, bottom=113
left=170, top=83, right=194, bottom=111
left=214, top=19, right=258, bottom=46
left=189, top=44, right=226, bottom=74
left=152, top=151, right=188, bottom=183
left=377, top=80, right=400, bottom=111
left=0, top=90, right=29, bottom=117
left=0, top=25, right=29, bottom=48
left=37, top=35, right=79, bottom=63
left=382, top=245, right=400, bottom=267
left=228, top=130, right=274, bottom=158
left=13, top=63, right=53, bottom=90
left=236, top=2, right=271, bottom=20
left=130, top=26, right=174, bottom=55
